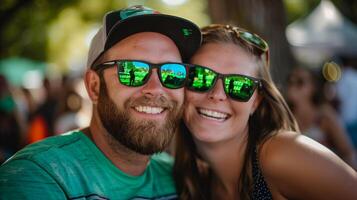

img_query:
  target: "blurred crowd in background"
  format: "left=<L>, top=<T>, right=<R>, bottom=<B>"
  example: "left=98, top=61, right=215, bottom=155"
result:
left=286, top=58, right=357, bottom=169
left=0, top=73, right=92, bottom=163
left=1, top=0, right=357, bottom=170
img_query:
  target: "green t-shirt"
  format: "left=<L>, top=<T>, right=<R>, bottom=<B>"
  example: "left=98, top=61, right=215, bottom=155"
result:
left=0, top=130, right=177, bottom=199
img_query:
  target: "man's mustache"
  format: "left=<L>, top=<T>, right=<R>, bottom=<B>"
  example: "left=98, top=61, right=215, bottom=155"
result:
left=128, top=95, right=175, bottom=110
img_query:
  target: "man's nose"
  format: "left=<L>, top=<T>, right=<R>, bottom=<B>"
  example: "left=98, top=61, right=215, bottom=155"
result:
left=141, top=69, right=164, bottom=97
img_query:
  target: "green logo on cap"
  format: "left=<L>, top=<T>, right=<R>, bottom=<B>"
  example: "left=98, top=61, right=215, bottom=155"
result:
left=182, top=28, right=192, bottom=37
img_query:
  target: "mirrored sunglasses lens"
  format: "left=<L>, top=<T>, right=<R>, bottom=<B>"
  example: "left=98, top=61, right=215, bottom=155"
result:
left=160, top=64, right=187, bottom=89
left=239, top=31, right=267, bottom=51
left=188, top=66, right=217, bottom=91
left=118, top=61, right=150, bottom=86
left=224, top=76, right=256, bottom=101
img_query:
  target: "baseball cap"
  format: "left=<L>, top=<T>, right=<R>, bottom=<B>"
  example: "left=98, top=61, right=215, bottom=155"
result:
left=87, top=5, right=202, bottom=68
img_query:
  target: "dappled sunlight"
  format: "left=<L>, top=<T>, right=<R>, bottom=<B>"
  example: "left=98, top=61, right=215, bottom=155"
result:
left=321, top=0, right=340, bottom=22
left=48, top=7, right=91, bottom=73
left=296, top=134, right=334, bottom=155
left=322, top=61, right=341, bottom=82
left=162, top=0, right=188, bottom=6
left=23, top=70, right=43, bottom=89
left=0, top=1, right=356, bottom=199
left=45, top=0, right=208, bottom=74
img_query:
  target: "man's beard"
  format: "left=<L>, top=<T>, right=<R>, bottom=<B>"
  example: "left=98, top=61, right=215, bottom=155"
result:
left=97, top=80, right=182, bottom=155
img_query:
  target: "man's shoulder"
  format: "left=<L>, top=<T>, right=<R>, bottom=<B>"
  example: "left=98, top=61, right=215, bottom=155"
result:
left=4, top=130, right=84, bottom=164
left=0, top=130, right=88, bottom=198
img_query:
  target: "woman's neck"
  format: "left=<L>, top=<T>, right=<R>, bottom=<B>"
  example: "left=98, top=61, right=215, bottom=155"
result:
left=195, top=133, right=247, bottom=199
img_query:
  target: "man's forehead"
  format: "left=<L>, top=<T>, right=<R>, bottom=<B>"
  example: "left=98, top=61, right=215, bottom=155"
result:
left=111, top=32, right=177, bottom=48
left=103, top=32, right=182, bottom=62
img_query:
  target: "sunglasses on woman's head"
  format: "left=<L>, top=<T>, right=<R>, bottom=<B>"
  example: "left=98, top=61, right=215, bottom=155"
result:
left=186, top=65, right=261, bottom=102
left=203, top=24, right=270, bottom=67
left=93, top=60, right=190, bottom=89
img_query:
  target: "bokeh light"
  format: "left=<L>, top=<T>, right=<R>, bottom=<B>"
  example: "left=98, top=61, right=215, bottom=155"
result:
left=161, top=0, right=188, bottom=6
left=322, top=61, right=341, bottom=82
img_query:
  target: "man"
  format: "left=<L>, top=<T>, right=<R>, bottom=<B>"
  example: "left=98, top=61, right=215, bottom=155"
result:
left=0, top=5, right=201, bottom=199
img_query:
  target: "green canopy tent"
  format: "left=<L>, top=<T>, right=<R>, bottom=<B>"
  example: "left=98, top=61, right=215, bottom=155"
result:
left=0, top=57, right=47, bottom=88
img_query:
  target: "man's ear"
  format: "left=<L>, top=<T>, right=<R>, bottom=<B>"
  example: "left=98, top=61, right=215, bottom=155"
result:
left=84, top=69, right=101, bottom=104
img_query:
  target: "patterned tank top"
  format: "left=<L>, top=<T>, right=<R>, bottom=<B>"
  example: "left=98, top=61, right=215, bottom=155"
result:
left=252, top=148, right=273, bottom=200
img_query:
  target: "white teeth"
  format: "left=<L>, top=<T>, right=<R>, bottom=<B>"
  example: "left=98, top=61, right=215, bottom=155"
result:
left=134, top=106, right=164, bottom=114
left=198, top=108, right=228, bottom=120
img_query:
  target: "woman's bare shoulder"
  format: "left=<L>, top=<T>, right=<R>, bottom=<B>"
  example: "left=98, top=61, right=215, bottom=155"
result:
left=258, top=130, right=357, bottom=199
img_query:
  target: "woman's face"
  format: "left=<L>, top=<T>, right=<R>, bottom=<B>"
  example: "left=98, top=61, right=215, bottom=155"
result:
left=287, top=68, right=315, bottom=104
left=184, top=42, right=262, bottom=144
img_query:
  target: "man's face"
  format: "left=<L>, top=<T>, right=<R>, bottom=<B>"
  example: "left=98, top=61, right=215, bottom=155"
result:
left=96, top=32, right=184, bottom=155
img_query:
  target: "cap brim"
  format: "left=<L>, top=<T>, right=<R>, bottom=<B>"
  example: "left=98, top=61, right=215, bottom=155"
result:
left=105, top=14, right=201, bottom=62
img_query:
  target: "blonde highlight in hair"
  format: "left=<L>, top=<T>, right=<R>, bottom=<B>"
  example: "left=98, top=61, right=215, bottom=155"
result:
left=173, top=24, right=298, bottom=200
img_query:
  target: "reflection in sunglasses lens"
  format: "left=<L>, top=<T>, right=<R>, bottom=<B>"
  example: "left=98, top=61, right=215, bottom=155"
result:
left=189, top=67, right=216, bottom=91
left=160, top=64, right=187, bottom=89
left=188, top=66, right=257, bottom=102
left=224, top=76, right=255, bottom=101
left=118, top=61, right=187, bottom=89
left=119, top=61, right=150, bottom=87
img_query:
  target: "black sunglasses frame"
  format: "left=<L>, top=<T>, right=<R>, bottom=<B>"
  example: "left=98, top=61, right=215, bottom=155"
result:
left=186, top=64, right=262, bottom=102
left=93, top=59, right=191, bottom=89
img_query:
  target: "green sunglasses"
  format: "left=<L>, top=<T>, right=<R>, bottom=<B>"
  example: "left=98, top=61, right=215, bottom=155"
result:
left=186, top=65, right=261, bottom=102
left=94, top=60, right=190, bottom=89
left=203, top=24, right=269, bottom=67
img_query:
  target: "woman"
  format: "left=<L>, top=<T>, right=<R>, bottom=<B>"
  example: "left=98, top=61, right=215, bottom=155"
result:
left=173, top=24, right=357, bottom=199
left=287, top=67, right=357, bottom=169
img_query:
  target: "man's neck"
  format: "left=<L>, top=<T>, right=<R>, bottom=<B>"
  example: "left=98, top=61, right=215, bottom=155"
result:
left=83, top=120, right=150, bottom=176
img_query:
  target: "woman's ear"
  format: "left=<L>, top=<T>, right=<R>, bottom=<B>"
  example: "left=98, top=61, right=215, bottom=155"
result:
left=251, top=93, right=263, bottom=115
left=84, top=69, right=101, bottom=104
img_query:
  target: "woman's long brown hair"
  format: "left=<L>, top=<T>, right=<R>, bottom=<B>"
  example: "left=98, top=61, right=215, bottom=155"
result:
left=173, top=24, right=299, bottom=200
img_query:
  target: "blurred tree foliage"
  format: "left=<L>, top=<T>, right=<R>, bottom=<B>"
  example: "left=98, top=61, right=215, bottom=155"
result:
left=284, top=0, right=320, bottom=24
left=0, top=0, right=128, bottom=65
left=0, top=0, right=356, bottom=71
left=0, top=0, right=208, bottom=73
left=0, top=0, right=78, bottom=60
